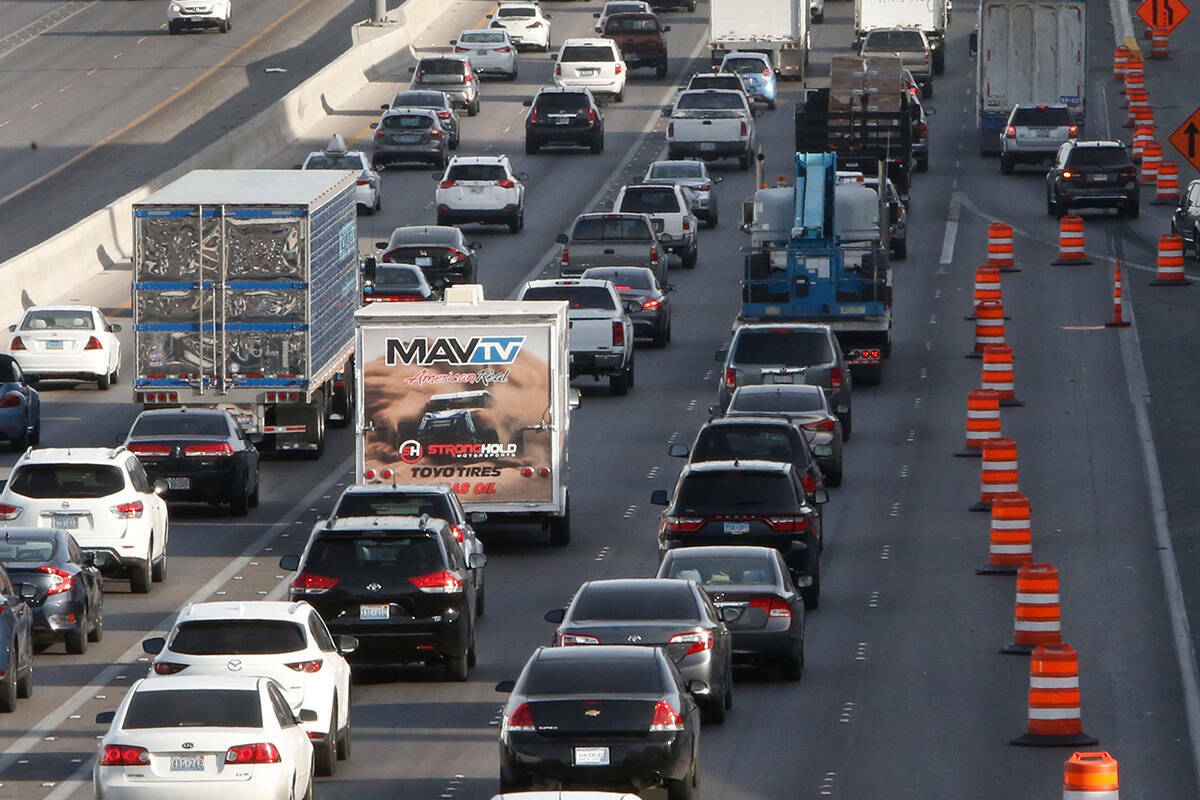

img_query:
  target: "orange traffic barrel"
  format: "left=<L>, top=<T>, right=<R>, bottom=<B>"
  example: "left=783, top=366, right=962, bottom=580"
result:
left=1003, top=563, right=1062, bottom=654
left=971, top=436, right=1017, bottom=511
left=1012, top=643, right=1098, bottom=747
left=1154, top=160, right=1180, bottom=204
left=1151, top=233, right=1190, bottom=285
left=1140, top=141, right=1162, bottom=185
left=1150, top=26, right=1169, bottom=58
left=1064, top=752, right=1119, bottom=799
left=1052, top=216, right=1092, bottom=265
left=1130, top=124, right=1154, bottom=161
left=957, top=388, right=1002, bottom=456
left=1125, top=89, right=1149, bottom=127
left=1129, top=104, right=1154, bottom=131
left=966, top=264, right=1003, bottom=318
left=1122, top=68, right=1144, bottom=98
left=981, top=343, right=1021, bottom=405
left=1112, top=45, right=1132, bottom=79
left=986, top=222, right=1017, bottom=271
left=1105, top=261, right=1132, bottom=328
left=969, top=299, right=1006, bottom=357
left=978, top=492, right=1034, bottom=574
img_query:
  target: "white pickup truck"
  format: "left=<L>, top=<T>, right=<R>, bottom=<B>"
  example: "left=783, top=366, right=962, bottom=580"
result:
left=663, top=88, right=757, bottom=170
left=613, top=184, right=699, bottom=269
left=517, top=278, right=637, bottom=395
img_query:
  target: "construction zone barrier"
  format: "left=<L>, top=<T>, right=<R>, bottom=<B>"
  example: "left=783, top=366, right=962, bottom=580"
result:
left=1012, top=643, right=1098, bottom=747
left=987, top=222, right=1017, bottom=272
left=1131, top=124, right=1154, bottom=161
left=1113, top=45, right=1133, bottom=79
left=1064, top=752, right=1119, bottom=799
left=957, top=388, right=1002, bottom=456
left=978, top=492, right=1034, bottom=574
left=967, top=264, right=1003, bottom=318
left=1125, top=88, right=1149, bottom=127
left=1150, top=26, right=1169, bottom=58
left=971, top=436, right=1018, bottom=512
left=969, top=299, right=1006, bottom=356
left=1052, top=216, right=1092, bottom=265
left=1151, top=233, right=1190, bottom=285
left=1140, top=141, right=1162, bottom=185
left=981, top=343, right=1021, bottom=406
left=1003, top=563, right=1062, bottom=654
left=1122, top=68, right=1144, bottom=98
left=1154, top=160, right=1180, bottom=204
left=1105, top=261, right=1132, bottom=328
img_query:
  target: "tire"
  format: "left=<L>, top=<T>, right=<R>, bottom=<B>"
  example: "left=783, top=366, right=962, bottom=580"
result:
left=767, top=98, right=777, bottom=110
left=549, top=502, right=571, bottom=546
left=609, top=370, right=628, bottom=396
left=656, top=61, right=668, bottom=79
left=467, top=636, right=477, bottom=668
left=16, top=660, right=32, bottom=700
left=803, top=555, right=821, bottom=610
left=230, top=483, right=250, bottom=517
left=891, top=238, right=907, bottom=260
left=1053, top=196, right=1067, bottom=219
left=476, top=584, right=485, bottom=617
left=507, top=209, right=523, bottom=234
left=589, top=132, right=603, bottom=154
left=738, top=153, right=751, bottom=171
left=626, top=356, right=635, bottom=388
left=130, top=560, right=151, bottom=594
left=0, top=658, right=15, bottom=712
left=666, top=766, right=695, bottom=800
left=933, top=52, right=945, bottom=75
left=314, top=715, right=337, bottom=776
left=1047, top=193, right=1056, bottom=216
left=614, top=85, right=625, bottom=103
left=824, top=467, right=842, bottom=488
left=220, top=19, right=229, bottom=33
left=97, top=371, right=110, bottom=391
left=336, top=714, right=351, bottom=761
left=653, top=323, right=669, bottom=348
left=88, top=602, right=104, bottom=643
left=436, top=211, right=449, bottom=226
left=814, top=11, right=824, bottom=23
left=445, top=652, right=469, bottom=682
left=525, top=137, right=538, bottom=155
left=923, top=81, right=933, bottom=99
left=682, top=245, right=697, bottom=269
left=467, top=98, right=479, bottom=117
left=507, top=66, right=518, bottom=82
left=1125, top=199, right=1140, bottom=219
left=450, top=135, right=459, bottom=151
left=248, top=472, right=260, bottom=508
left=151, top=549, right=167, bottom=583
left=374, top=194, right=382, bottom=213
left=168, top=21, right=180, bottom=35
left=65, top=619, right=87, bottom=655
left=110, top=366, right=120, bottom=385
left=1000, top=155, right=1014, bottom=175
left=917, top=154, right=929, bottom=172
left=840, top=411, right=851, bottom=441
left=782, top=643, right=804, bottom=681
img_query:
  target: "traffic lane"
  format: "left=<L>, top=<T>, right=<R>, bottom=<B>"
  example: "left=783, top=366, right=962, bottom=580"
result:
left=0, top=0, right=363, bottom=262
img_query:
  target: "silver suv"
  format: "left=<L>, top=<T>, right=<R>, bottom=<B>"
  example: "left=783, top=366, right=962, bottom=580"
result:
left=1000, top=104, right=1076, bottom=175
left=859, top=28, right=933, bottom=97
left=409, top=56, right=481, bottom=116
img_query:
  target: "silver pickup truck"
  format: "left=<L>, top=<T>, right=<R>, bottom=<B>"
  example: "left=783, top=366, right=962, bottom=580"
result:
left=859, top=27, right=933, bottom=97
left=663, top=88, right=758, bottom=170
left=555, top=212, right=669, bottom=283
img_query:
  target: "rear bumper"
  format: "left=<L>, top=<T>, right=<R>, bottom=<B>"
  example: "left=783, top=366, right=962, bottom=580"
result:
left=95, top=770, right=284, bottom=800
left=13, top=352, right=108, bottom=378
left=373, top=145, right=445, bottom=165
left=569, top=352, right=625, bottom=377
left=142, top=462, right=242, bottom=502
left=730, top=628, right=801, bottom=662
left=436, top=205, right=519, bottom=224
left=500, top=735, right=690, bottom=790
left=667, top=140, right=749, bottom=160
left=327, top=615, right=468, bottom=665
left=84, top=548, right=148, bottom=578
left=527, top=123, right=600, bottom=143
left=31, top=596, right=87, bottom=638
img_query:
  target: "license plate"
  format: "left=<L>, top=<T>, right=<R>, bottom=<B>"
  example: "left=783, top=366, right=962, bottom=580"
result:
left=46, top=340, right=63, bottom=349
left=52, top=515, right=79, bottom=529
left=554, top=117, right=570, bottom=125
left=1035, top=129, right=1049, bottom=137
left=167, top=477, right=190, bottom=490
left=723, top=521, right=751, bottom=535
left=415, top=256, right=433, bottom=266
left=1090, top=174, right=1108, bottom=182
left=574, top=746, right=610, bottom=766
left=469, top=187, right=484, bottom=193
left=399, top=135, right=419, bottom=143
left=767, top=374, right=793, bottom=384
left=170, top=756, right=204, bottom=772
left=840, top=304, right=867, bottom=315
left=477, top=49, right=491, bottom=56
left=700, top=142, right=717, bottom=151
left=579, top=69, right=598, bottom=76
left=360, top=604, right=390, bottom=620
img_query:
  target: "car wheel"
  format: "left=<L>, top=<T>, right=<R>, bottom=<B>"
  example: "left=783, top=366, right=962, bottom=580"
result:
left=230, top=483, right=250, bottom=517
left=65, top=615, right=88, bottom=655
left=336, top=714, right=352, bottom=761
left=782, top=642, right=804, bottom=681
left=248, top=472, right=260, bottom=507
left=683, top=245, right=697, bottom=269
left=467, top=98, right=479, bottom=117
left=626, top=355, right=635, bottom=388
left=549, top=497, right=570, bottom=546
left=917, top=154, right=929, bottom=172
left=449, top=135, right=459, bottom=151
left=1000, top=154, right=1013, bottom=175
left=525, top=136, right=539, bottom=155
left=614, top=85, right=625, bottom=103
left=508, top=209, right=523, bottom=234
left=15, top=659, right=31, bottom=700
left=436, top=211, right=449, bottom=226
left=709, top=206, right=718, bottom=227
left=1194, top=232, right=1200, bottom=263
left=739, top=153, right=751, bottom=171
left=467, top=634, right=477, bottom=668
left=97, top=371, right=110, bottom=391
left=589, top=132, right=603, bottom=154
left=656, top=61, right=668, bottom=79
left=803, top=555, right=821, bottom=610
left=1054, top=197, right=1067, bottom=218
left=0, top=656, right=15, bottom=712
left=168, top=21, right=180, bottom=35
left=767, top=98, right=777, bottom=110
left=891, top=238, right=907, bottom=260
left=220, top=18, right=229, bottom=33
left=508, top=66, right=518, bottom=81
left=1125, top=198, right=1140, bottom=219
left=923, top=81, right=933, bottom=99
left=88, top=602, right=104, bottom=643
left=653, top=323, right=669, bottom=348
left=824, top=466, right=843, bottom=488
left=476, top=583, right=485, bottom=617
left=666, top=764, right=695, bottom=800
left=445, top=652, right=469, bottom=681
left=152, top=547, right=167, bottom=583
left=723, top=668, right=733, bottom=710
left=315, top=715, right=337, bottom=776
left=130, top=551, right=151, bottom=594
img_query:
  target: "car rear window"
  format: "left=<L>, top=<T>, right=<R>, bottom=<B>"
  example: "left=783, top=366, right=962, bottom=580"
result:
left=446, top=164, right=508, bottom=181
left=304, top=154, right=363, bottom=170
left=304, top=535, right=445, bottom=578
left=21, top=310, right=93, bottom=330
left=388, top=227, right=461, bottom=247
left=373, top=266, right=425, bottom=289
left=123, top=689, right=263, bottom=729
left=605, top=15, right=658, bottom=33
left=417, top=59, right=467, bottom=75
left=675, top=471, right=796, bottom=514
left=728, top=388, right=825, bottom=413
left=619, top=188, right=681, bottom=214
left=1012, top=106, right=1072, bottom=125
left=693, top=426, right=797, bottom=464
left=534, top=93, right=590, bottom=113
left=690, top=76, right=743, bottom=91
left=863, top=29, right=925, bottom=49
left=676, top=92, right=745, bottom=111
left=383, top=114, right=434, bottom=130
left=460, top=31, right=507, bottom=43
left=723, top=58, right=767, bottom=74
left=1065, top=147, right=1131, bottom=167
left=169, top=621, right=307, bottom=655
left=561, top=45, right=616, bottom=62
left=571, top=582, right=700, bottom=621
left=392, top=91, right=447, bottom=108
left=732, top=329, right=833, bottom=365
left=334, top=492, right=454, bottom=520
left=496, top=6, right=535, bottom=17
left=648, top=163, right=703, bottom=179
left=8, top=465, right=125, bottom=499
left=522, top=656, right=662, bottom=694
left=0, top=538, right=56, bottom=562
left=571, top=216, right=652, bottom=241
left=583, top=269, right=652, bottom=290
left=130, top=414, right=229, bottom=438
left=521, top=286, right=618, bottom=309
left=663, top=553, right=778, bottom=585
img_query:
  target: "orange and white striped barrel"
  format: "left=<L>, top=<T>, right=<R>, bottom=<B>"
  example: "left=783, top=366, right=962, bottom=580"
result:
left=978, top=492, right=1033, bottom=573
left=1052, top=216, right=1091, bottom=264
left=1129, top=104, right=1154, bottom=131
left=973, top=435, right=1017, bottom=510
left=1151, top=233, right=1189, bottom=285
left=1003, top=563, right=1062, bottom=653
left=1140, top=142, right=1162, bottom=186
left=1105, top=261, right=1131, bottom=328
left=1130, top=125, right=1154, bottom=161
left=1064, top=752, right=1119, bottom=799
left=1112, top=45, right=1132, bottom=79
left=981, top=343, right=1019, bottom=405
left=1122, top=68, right=1144, bottom=98
left=1154, top=160, right=1180, bottom=204
left=961, top=388, right=1002, bottom=453
left=1012, top=643, right=1097, bottom=746
left=972, top=299, right=1006, bottom=355
left=1150, top=26, right=1169, bottom=58
left=973, top=264, right=1003, bottom=311
left=1125, top=89, right=1149, bottom=126
left=986, top=222, right=1015, bottom=271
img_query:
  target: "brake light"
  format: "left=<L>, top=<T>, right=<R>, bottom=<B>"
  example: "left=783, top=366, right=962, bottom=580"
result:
left=450, top=523, right=467, bottom=543
left=801, top=472, right=816, bottom=495
left=504, top=702, right=536, bottom=733
left=410, top=569, right=463, bottom=593
left=649, top=700, right=685, bottom=731
left=225, top=743, right=281, bottom=764
left=666, top=516, right=704, bottom=532
left=682, top=217, right=690, bottom=231
left=919, top=121, right=928, bottom=138
left=740, top=120, right=748, bottom=137
left=291, top=573, right=339, bottom=595
left=650, top=247, right=660, bottom=264
left=429, top=128, right=443, bottom=138
left=8, top=337, right=23, bottom=351
left=1068, top=124, right=1079, bottom=138
left=764, top=516, right=809, bottom=532
left=1119, top=166, right=1137, bottom=180
left=615, top=64, right=622, bottom=75
left=0, top=393, right=20, bottom=408
left=830, top=366, right=843, bottom=390
left=356, top=177, right=371, bottom=186
left=558, top=633, right=601, bottom=645
left=0, top=504, right=21, bottom=521
left=498, top=178, right=516, bottom=189
left=110, top=500, right=144, bottom=519
left=497, top=46, right=512, bottom=53
left=439, top=180, right=457, bottom=189
left=529, top=105, right=539, bottom=122
left=447, top=248, right=466, bottom=262
left=802, top=418, right=836, bottom=432
left=84, top=336, right=103, bottom=350
left=453, top=45, right=470, bottom=53
left=641, top=298, right=660, bottom=310
left=153, top=661, right=189, bottom=675
left=37, top=566, right=75, bottom=595
left=587, top=107, right=597, bottom=123
left=183, top=443, right=234, bottom=457
left=555, top=63, right=561, bottom=76
left=749, top=597, right=792, bottom=617
left=375, top=129, right=385, bottom=139
left=612, top=320, right=624, bottom=347
left=529, top=21, right=543, bottom=28
left=437, top=110, right=451, bottom=119
left=1005, top=125, right=1017, bottom=139
left=697, top=183, right=711, bottom=191
left=100, top=745, right=150, bottom=767
left=762, top=67, right=771, bottom=77
left=1062, top=169, right=1074, bottom=179
left=285, top=659, right=324, bottom=673
left=669, top=629, right=713, bottom=656
left=724, top=367, right=738, bottom=391
left=667, top=121, right=674, bottom=137
left=924, top=53, right=930, bottom=65
left=560, top=246, right=569, bottom=265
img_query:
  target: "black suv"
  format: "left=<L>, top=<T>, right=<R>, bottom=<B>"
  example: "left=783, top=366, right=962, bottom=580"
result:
left=650, top=460, right=823, bottom=607
left=524, top=87, right=604, bottom=154
left=279, top=515, right=484, bottom=680
left=1046, top=140, right=1139, bottom=219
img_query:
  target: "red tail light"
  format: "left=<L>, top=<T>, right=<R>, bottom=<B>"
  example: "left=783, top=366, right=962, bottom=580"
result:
left=100, top=745, right=150, bottom=767
left=801, top=472, right=816, bottom=495
left=37, top=565, right=75, bottom=595
left=450, top=523, right=467, bottom=543
left=697, top=182, right=711, bottom=191
left=504, top=702, right=536, bottom=733
left=830, top=366, right=843, bottom=390
left=614, top=64, right=622, bottom=75
left=1005, top=125, right=1017, bottom=139
left=724, top=367, right=738, bottom=391
left=612, top=320, right=624, bottom=347
left=529, top=106, right=539, bottom=122
left=1062, top=169, right=1074, bottom=179
left=153, top=661, right=189, bottom=675
left=356, top=177, right=371, bottom=186
left=587, top=107, right=597, bottom=123
left=291, top=572, right=339, bottom=595
left=225, top=743, right=281, bottom=764
left=285, top=659, right=324, bottom=673
left=740, top=120, right=748, bottom=136
left=802, top=418, right=836, bottom=432
left=498, top=178, right=516, bottom=189
left=9, top=337, right=24, bottom=351
left=649, top=700, right=685, bottom=731
left=410, top=569, right=463, bottom=593
left=375, top=129, right=385, bottom=139
left=183, top=443, right=233, bottom=457
left=84, top=336, right=103, bottom=350
left=555, top=63, right=561, bottom=76
left=666, top=516, right=704, bottom=532
left=439, top=180, right=457, bottom=189
left=667, top=122, right=674, bottom=137
left=429, top=128, right=443, bottom=138
left=1119, top=166, right=1137, bottom=181
left=668, top=629, right=713, bottom=655
left=448, top=248, right=466, bottom=262
left=0, top=503, right=21, bottom=520
left=682, top=217, right=691, bottom=231
left=918, top=122, right=928, bottom=138
left=0, top=393, right=21, bottom=408
left=764, top=515, right=809, bottom=532
left=497, top=46, right=512, bottom=52
left=640, top=298, right=660, bottom=310
left=558, top=633, right=600, bottom=645
left=1068, top=124, right=1079, bottom=138
left=749, top=596, right=792, bottom=617
left=453, top=45, right=469, bottom=53
left=761, top=67, right=771, bottom=77
left=437, top=110, right=451, bottom=119
left=560, top=246, right=569, bottom=264
left=110, top=500, right=144, bottom=519
left=650, top=247, right=660, bottom=264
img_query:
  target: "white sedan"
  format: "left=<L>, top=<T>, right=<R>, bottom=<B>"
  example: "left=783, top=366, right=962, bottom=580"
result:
left=299, top=134, right=381, bottom=215
left=8, top=305, right=121, bottom=389
left=451, top=29, right=519, bottom=79
left=94, top=675, right=314, bottom=800
left=487, top=1, right=552, bottom=51
left=435, top=155, right=527, bottom=233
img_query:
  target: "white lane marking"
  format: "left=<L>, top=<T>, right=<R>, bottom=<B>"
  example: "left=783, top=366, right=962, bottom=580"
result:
left=939, top=191, right=962, bottom=267
left=41, top=416, right=81, bottom=421
left=0, top=1, right=100, bottom=62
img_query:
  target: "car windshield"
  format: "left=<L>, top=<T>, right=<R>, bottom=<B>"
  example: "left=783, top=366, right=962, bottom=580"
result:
left=123, top=689, right=263, bottom=729
left=8, top=465, right=125, bottom=499
left=863, top=29, right=925, bottom=49
left=21, top=310, right=93, bottom=330
left=334, top=492, right=454, bottom=519
left=169, top=621, right=307, bottom=655
left=304, top=535, right=444, bottom=578
left=1012, top=106, right=1072, bottom=125
left=677, top=92, right=744, bottom=110
left=417, top=59, right=467, bottom=75
left=304, top=154, right=363, bottom=170
left=373, top=266, right=425, bottom=288
left=130, top=414, right=229, bottom=438
left=561, top=45, right=616, bottom=62
left=723, top=58, right=767, bottom=74
left=606, top=2, right=648, bottom=13
left=570, top=583, right=700, bottom=621
left=732, top=330, right=833, bottom=365
left=619, top=189, right=680, bottom=214
left=605, top=15, right=658, bottom=32
left=535, top=93, right=590, bottom=113
left=522, top=286, right=617, bottom=309
left=675, top=471, right=796, bottom=514
left=383, top=114, right=433, bottom=130
left=496, top=6, right=536, bottom=17
left=1067, top=147, right=1131, bottom=167
left=693, top=426, right=797, bottom=464
left=522, top=656, right=662, bottom=694
left=571, top=216, right=652, bottom=241
left=664, top=554, right=778, bottom=585
left=648, top=163, right=704, bottom=179
left=583, top=269, right=652, bottom=290
left=392, top=92, right=446, bottom=109
left=729, top=388, right=826, bottom=413
left=460, top=31, right=507, bottom=43
left=446, top=164, right=508, bottom=181
left=0, top=538, right=57, bottom=563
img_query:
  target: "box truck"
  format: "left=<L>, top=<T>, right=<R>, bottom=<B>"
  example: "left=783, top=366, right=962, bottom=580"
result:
left=709, top=0, right=809, bottom=81
left=855, top=0, right=950, bottom=74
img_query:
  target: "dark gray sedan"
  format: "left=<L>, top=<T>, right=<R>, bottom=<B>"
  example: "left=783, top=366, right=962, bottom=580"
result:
left=581, top=266, right=672, bottom=347
left=371, top=108, right=450, bottom=169
left=0, top=528, right=102, bottom=655
left=383, top=90, right=460, bottom=149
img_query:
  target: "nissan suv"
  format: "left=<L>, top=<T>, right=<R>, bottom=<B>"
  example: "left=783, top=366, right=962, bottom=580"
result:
left=1000, top=104, right=1077, bottom=174
left=1045, top=140, right=1139, bottom=219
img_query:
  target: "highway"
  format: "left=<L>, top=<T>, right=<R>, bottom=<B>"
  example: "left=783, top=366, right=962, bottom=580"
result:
left=1, top=0, right=1199, bottom=798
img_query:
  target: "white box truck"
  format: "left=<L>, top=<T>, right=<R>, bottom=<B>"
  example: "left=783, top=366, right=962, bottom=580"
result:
left=973, top=0, right=1086, bottom=155
left=353, top=285, right=574, bottom=544
left=710, top=0, right=809, bottom=81
left=854, top=0, right=950, bottom=74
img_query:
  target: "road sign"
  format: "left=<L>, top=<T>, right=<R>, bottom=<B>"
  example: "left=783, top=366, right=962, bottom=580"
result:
left=1169, top=108, right=1200, bottom=171
left=1137, top=0, right=1190, bottom=33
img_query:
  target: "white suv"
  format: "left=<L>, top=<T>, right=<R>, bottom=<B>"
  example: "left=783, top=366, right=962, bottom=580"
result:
left=554, top=38, right=627, bottom=101
left=435, top=155, right=527, bottom=233
left=0, top=448, right=169, bottom=593
left=167, top=0, right=232, bottom=34
left=613, top=183, right=699, bottom=268
left=141, top=601, right=355, bottom=776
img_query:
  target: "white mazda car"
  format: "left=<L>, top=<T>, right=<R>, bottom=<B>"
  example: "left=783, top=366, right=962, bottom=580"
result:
left=8, top=305, right=121, bottom=390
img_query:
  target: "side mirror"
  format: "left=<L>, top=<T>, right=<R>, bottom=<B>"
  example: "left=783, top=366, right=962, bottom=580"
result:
left=813, top=487, right=830, bottom=504
left=555, top=233, right=569, bottom=244
left=369, top=122, right=378, bottom=129
left=81, top=550, right=96, bottom=566
left=714, top=345, right=728, bottom=362
left=718, top=606, right=743, bottom=623
left=19, top=583, right=36, bottom=600
left=707, top=404, right=722, bottom=417
left=660, top=107, right=672, bottom=118
left=468, top=511, right=488, bottom=524
left=485, top=13, right=493, bottom=18
left=712, top=176, right=724, bottom=184
left=668, top=444, right=690, bottom=458
left=752, top=108, right=764, bottom=118
left=6, top=324, right=14, bottom=332
left=374, top=241, right=388, bottom=250
left=650, top=489, right=670, bottom=506
left=968, top=30, right=978, bottom=57
left=298, top=709, right=319, bottom=723
left=96, top=711, right=116, bottom=725
left=686, top=679, right=710, bottom=696
left=522, top=99, right=533, bottom=107
left=380, top=104, right=390, bottom=110
left=449, top=39, right=457, bottom=45
left=408, top=66, right=416, bottom=73
left=469, top=553, right=487, bottom=569
left=925, top=106, right=937, bottom=116
left=279, top=554, right=301, bottom=571
left=624, top=299, right=643, bottom=314
left=108, top=323, right=122, bottom=333
left=152, top=479, right=168, bottom=496
left=293, top=163, right=303, bottom=170
left=544, top=608, right=566, bottom=624
left=663, top=25, right=671, bottom=31
left=470, top=242, right=483, bottom=251
left=495, top=680, right=516, bottom=693
left=433, top=171, right=445, bottom=181
left=592, top=11, right=600, bottom=16
left=517, top=171, right=530, bottom=181
left=336, top=635, right=359, bottom=655
left=142, top=636, right=166, bottom=655
left=23, top=374, right=40, bottom=387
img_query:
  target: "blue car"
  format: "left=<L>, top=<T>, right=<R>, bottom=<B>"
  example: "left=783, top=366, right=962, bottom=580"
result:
left=0, top=354, right=39, bottom=450
left=720, top=52, right=778, bottom=110
left=0, top=563, right=35, bottom=711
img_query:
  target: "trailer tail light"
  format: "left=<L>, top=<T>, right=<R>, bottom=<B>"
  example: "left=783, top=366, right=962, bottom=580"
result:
left=749, top=596, right=792, bottom=617
left=668, top=629, right=713, bottom=656
left=8, top=337, right=24, bottom=351
left=665, top=516, right=704, bottom=532
left=612, top=321, right=625, bottom=347
left=724, top=367, right=738, bottom=391
left=764, top=515, right=809, bottom=532
left=830, top=366, right=843, bottom=390
left=265, top=392, right=301, bottom=402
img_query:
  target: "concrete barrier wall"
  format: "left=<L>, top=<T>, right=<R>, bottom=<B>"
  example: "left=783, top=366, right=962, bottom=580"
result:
left=0, top=0, right=445, bottom=328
